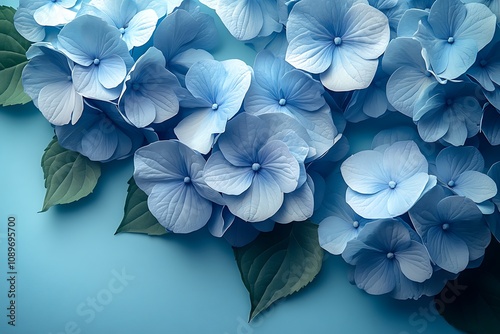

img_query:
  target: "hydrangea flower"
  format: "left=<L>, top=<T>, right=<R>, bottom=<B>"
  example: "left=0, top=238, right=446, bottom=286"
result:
left=199, top=0, right=282, bottom=40
left=22, top=43, right=83, bottom=126
left=285, top=0, right=390, bottom=91
left=174, top=59, right=252, bottom=154
left=153, top=7, right=218, bottom=83
left=133, top=140, right=221, bottom=233
left=342, top=219, right=433, bottom=297
left=462, top=0, right=500, bottom=22
left=30, top=0, right=79, bottom=27
left=434, top=146, right=497, bottom=204
left=14, top=1, right=65, bottom=43
left=244, top=51, right=336, bottom=160
left=382, top=37, right=437, bottom=117
left=57, top=15, right=134, bottom=101
left=55, top=100, right=150, bottom=162
left=466, top=29, right=500, bottom=93
left=341, top=141, right=436, bottom=219
left=78, top=0, right=164, bottom=50
left=118, top=47, right=181, bottom=128
left=412, top=82, right=484, bottom=146
left=409, top=186, right=491, bottom=273
left=203, top=113, right=304, bottom=222
left=413, top=0, right=496, bottom=80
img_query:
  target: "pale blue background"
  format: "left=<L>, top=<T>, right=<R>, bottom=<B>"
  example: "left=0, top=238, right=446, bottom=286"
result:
left=0, top=1, right=461, bottom=333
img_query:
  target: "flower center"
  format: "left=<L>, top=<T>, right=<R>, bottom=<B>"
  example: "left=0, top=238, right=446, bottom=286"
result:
left=447, top=180, right=455, bottom=187
left=131, top=82, right=140, bottom=91
left=425, top=71, right=431, bottom=77
left=183, top=176, right=191, bottom=184
left=352, top=221, right=359, bottom=228
left=93, top=58, right=100, bottom=66
left=334, top=37, right=342, bottom=46
left=386, top=252, right=395, bottom=259
left=67, top=75, right=72, bottom=81
left=212, top=103, right=219, bottom=110
left=279, top=98, right=287, bottom=106
left=119, top=27, right=126, bottom=35
left=252, top=163, right=261, bottom=171
left=447, top=37, right=454, bottom=44
left=388, top=181, right=397, bottom=189
left=442, top=223, right=450, bottom=231
left=480, top=59, right=488, bottom=67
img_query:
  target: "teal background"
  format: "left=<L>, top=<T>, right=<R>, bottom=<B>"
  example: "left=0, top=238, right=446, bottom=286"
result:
left=0, top=1, right=462, bottom=333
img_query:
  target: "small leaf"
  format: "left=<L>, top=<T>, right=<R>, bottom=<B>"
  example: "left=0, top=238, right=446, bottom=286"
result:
left=435, top=239, right=500, bottom=334
left=41, top=136, right=101, bottom=211
left=234, top=221, right=323, bottom=321
left=0, top=6, right=32, bottom=106
left=115, top=177, right=167, bottom=236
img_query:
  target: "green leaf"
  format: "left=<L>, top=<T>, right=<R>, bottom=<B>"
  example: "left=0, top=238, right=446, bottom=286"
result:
left=435, top=239, right=500, bottom=334
left=115, top=177, right=167, bottom=236
left=41, top=136, right=101, bottom=212
left=0, top=6, right=32, bottom=106
left=234, top=221, right=323, bottom=321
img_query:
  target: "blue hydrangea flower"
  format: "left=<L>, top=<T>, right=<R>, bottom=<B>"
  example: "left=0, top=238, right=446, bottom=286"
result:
left=29, top=0, right=79, bottom=27
left=434, top=146, right=497, bottom=204
left=55, top=100, right=150, bottom=162
left=413, top=0, right=496, bottom=80
left=285, top=0, right=390, bottom=91
left=341, top=141, right=436, bottom=219
left=57, top=15, right=134, bottom=101
left=382, top=37, right=437, bottom=117
left=244, top=51, right=336, bottom=160
left=409, top=186, right=491, bottom=273
left=342, top=219, right=433, bottom=297
left=466, top=29, right=500, bottom=92
left=199, top=0, right=282, bottom=40
left=78, top=0, right=163, bottom=50
left=272, top=174, right=315, bottom=224
left=317, top=193, right=371, bottom=255
left=413, top=82, right=484, bottom=146
left=22, top=43, right=83, bottom=126
left=174, top=59, right=252, bottom=154
left=463, top=0, right=500, bottom=22
left=203, top=113, right=304, bottom=222
left=118, top=47, right=180, bottom=128
left=133, top=140, right=222, bottom=233
left=14, top=2, right=63, bottom=43
left=153, top=7, right=218, bottom=84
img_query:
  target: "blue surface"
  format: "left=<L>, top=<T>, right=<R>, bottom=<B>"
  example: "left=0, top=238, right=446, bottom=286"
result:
left=0, top=1, right=462, bottom=333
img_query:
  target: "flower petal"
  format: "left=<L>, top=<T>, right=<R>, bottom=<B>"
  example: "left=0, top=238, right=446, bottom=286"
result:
left=341, top=150, right=387, bottom=194
left=204, top=151, right=254, bottom=195
left=396, top=241, right=433, bottom=283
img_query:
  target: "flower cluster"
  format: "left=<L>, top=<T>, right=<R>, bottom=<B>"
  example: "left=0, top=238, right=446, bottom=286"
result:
left=17, top=0, right=500, bottom=300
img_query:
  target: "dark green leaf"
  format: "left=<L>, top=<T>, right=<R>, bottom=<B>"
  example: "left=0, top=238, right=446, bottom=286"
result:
left=435, top=239, right=500, bottom=334
left=115, top=177, right=167, bottom=236
left=0, top=6, right=31, bottom=106
left=234, top=221, right=323, bottom=321
left=41, top=137, right=101, bottom=212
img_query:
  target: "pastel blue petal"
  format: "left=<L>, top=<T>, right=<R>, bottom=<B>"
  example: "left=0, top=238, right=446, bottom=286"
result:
left=123, top=92, right=156, bottom=128
left=224, top=170, right=284, bottom=222
left=458, top=2, right=497, bottom=50
left=319, top=216, right=361, bottom=255
left=258, top=140, right=300, bottom=193
left=387, top=173, right=430, bottom=216
left=216, top=0, right=263, bottom=40
left=341, top=150, right=387, bottom=194
left=358, top=219, right=412, bottom=251
left=203, top=151, right=253, bottom=195
left=38, top=81, right=84, bottom=126
left=122, top=9, right=158, bottom=49
left=417, top=110, right=450, bottom=143
left=396, top=9, right=429, bottom=37
left=396, top=241, right=432, bottom=282
left=81, top=126, right=118, bottom=161
left=97, top=55, right=126, bottom=89
left=272, top=175, right=314, bottom=223
left=382, top=141, right=428, bottom=182
left=425, top=225, right=470, bottom=273
left=72, top=64, right=120, bottom=100
left=14, top=8, right=45, bottom=42
left=436, top=146, right=485, bottom=182
left=382, top=38, right=428, bottom=75
left=34, top=2, right=76, bottom=26
left=354, top=252, right=397, bottom=295
left=346, top=187, right=392, bottom=219
left=207, top=205, right=235, bottom=238
left=281, top=70, right=325, bottom=111
left=148, top=181, right=212, bottom=233
left=450, top=170, right=497, bottom=203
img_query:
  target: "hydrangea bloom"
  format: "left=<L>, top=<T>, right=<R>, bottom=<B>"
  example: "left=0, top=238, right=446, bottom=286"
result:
left=409, top=186, right=491, bottom=273
left=412, top=82, right=484, bottom=146
left=55, top=100, right=150, bottom=162
left=22, top=43, right=83, bottom=126
left=341, top=141, right=436, bottom=219
left=174, top=59, right=252, bottom=154
left=413, top=0, right=496, bottom=80
left=434, top=146, right=497, bottom=204
left=203, top=113, right=304, bottom=222
left=342, top=219, right=433, bottom=297
left=133, top=140, right=221, bottom=233
left=285, top=0, right=390, bottom=91
left=244, top=51, right=336, bottom=160
left=57, top=15, right=134, bottom=100
left=78, top=0, right=164, bottom=50
left=118, top=47, right=181, bottom=128
left=199, top=0, right=282, bottom=40
left=31, top=0, right=79, bottom=27
left=153, top=7, right=218, bottom=83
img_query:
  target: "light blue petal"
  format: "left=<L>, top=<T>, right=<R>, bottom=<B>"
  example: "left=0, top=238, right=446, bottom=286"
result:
left=396, top=9, right=429, bottom=37
left=34, top=2, right=76, bottom=26
left=203, top=151, right=253, bottom=195
left=97, top=55, right=126, bottom=89
left=457, top=2, right=497, bottom=50
left=382, top=141, right=428, bottom=182
left=72, top=64, right=120, bottom=100
left=218, top=59, right=252, bottom=118
left=382, top=37, right=428, bottom=75
left=216, top=0, right=263, bottom=40
left=258, top=140, right=300, bottom=193
left=272, top=175, right=314, bottom=223
left=148, top=181, right=212, bottom=233
left=417, top=110, right=450, bottom=143
left=387, top=173, right=430, bottom=216
left=207, top=205, right=235, bottom=238
left=346, top=187, right=392, bottom=219
left=122, top=9, right=158, bottom=49
left=341, top=150, right=388, bottom=194
left=14, top=8, right=46, bottom=42
left=354, top=252, right=397, bottom=295
left=425, top=225, right=470, bottom=273
left=123, top=92, right=156, bottom=128
left=81, top=126, right=118, bottom=162
left=450, top=170, right=497, bottom=203
left=224, top=170, right=284, bottom=222
left=281, top=70, right=325, bottom=111
left=396, top=241, right=433, bottom=282
left=38, top=81, right=83, bottom=126
left=436, top=146, right=485, bottom=182
left=319, top=216, right=361, bottom=255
